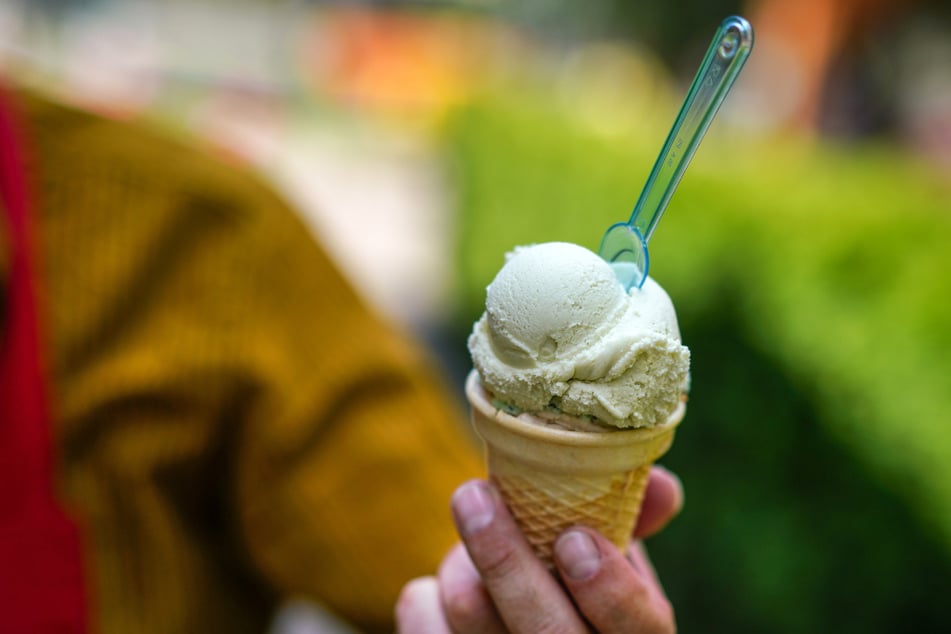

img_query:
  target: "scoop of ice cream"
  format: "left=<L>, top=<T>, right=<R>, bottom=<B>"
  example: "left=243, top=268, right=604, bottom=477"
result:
left=468, top=242, right=689, bottom=428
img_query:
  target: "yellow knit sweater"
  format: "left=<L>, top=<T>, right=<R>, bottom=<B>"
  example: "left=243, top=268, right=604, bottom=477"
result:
left=10, top=89, right=482, bottom=632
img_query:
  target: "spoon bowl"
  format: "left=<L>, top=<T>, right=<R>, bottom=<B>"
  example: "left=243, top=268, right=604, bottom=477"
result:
left=600, top=222, right=648, bottom=289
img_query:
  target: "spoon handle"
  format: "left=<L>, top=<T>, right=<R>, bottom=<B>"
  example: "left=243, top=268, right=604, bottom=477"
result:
left=630, top=16, right=753, bottom=244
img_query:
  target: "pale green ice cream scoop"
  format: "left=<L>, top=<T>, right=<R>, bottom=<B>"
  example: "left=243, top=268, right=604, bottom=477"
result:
left=468, top=242, right=690, bottom=429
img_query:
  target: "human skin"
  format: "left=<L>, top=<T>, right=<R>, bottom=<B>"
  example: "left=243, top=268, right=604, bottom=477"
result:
left=396, top=466, right=682, bottom=633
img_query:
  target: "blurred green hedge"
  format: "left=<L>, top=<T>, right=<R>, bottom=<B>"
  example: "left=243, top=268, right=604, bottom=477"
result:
left=443, top=89, right=951, bottom=632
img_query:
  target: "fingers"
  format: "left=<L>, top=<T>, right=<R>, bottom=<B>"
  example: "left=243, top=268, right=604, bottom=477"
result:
left=634, top=466, right=684, bottom=539
left=555, top=529, right=676, bottom=634
left=395, top=576, right=452, bottom=634
left=397, top=546, right=506, bottom=634
left=437, top=543, right=506, bottom=633
left=450, top=479, right=589, bottom=633
left=444, top=474, right=682, bottom=633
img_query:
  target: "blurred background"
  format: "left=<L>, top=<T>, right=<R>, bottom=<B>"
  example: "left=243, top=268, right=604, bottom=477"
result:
left=3, top=0, right=951, bottom=631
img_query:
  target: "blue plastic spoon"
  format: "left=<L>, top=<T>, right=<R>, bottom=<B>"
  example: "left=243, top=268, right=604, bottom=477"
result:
left=598, top=15, right=753, bottom=289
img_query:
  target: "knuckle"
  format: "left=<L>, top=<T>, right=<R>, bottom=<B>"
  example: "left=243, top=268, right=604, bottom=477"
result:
left=441, top=578, right=487, bottom=627
left=508, top=588, right=574, bottom=634
left=474, top=551, right=573, bottom=632
left=634, top=595, right=676, bottom=634
left=474, top=540, right=522, bottom=584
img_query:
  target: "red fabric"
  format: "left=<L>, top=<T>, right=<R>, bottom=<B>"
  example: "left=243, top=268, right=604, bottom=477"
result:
left=0, top=88, right=88, bottom=632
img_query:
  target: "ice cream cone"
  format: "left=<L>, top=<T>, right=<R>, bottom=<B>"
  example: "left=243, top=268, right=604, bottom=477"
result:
left=465, top=370, right=684, bottom=569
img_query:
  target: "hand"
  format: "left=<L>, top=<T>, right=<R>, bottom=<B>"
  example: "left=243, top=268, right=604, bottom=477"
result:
left=396, top=465, right=682, bottom=633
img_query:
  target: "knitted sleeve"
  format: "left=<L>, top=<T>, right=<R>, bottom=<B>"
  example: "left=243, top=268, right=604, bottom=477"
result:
left=22, top=90, right=482, bottom=632
left=223, top=161, right=485, bottom=630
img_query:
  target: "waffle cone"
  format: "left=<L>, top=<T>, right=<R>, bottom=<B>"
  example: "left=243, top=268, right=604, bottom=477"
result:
left=465, top=370, right=684, bottom=569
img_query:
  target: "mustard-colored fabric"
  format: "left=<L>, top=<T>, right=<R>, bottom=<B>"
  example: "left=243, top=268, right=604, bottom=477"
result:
left=13, top=89, right=482, bottom=632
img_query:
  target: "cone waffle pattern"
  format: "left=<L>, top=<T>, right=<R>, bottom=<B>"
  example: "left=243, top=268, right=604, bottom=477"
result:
left=490, top=464, right=651, bottom=569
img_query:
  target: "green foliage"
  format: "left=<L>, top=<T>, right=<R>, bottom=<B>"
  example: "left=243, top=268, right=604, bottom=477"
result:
left=444, top=91, right=951, bottom=632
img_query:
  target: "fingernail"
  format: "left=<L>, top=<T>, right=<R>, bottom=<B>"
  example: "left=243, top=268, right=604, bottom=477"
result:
left=556, top=530, right=601, bottom=581
left=451, top=480, right=495, bottom=537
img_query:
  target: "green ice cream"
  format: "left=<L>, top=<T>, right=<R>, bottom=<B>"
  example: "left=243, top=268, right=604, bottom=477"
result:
left=469, top=242, right=689, bottom=429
